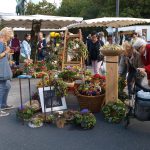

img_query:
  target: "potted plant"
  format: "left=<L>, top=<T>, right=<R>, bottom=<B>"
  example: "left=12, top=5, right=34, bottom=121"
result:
left=37, top=77, right=68, bottom=97
left=58, top=69, right=77, bottom=87
left=80, top=112, right=96, bottom=129
left=63, top=110, right=78, bottom=124
left=74, top=109, right=96, bottom=129
left=28, top=117, right=43, bottom=128
left=102, top=100, right=126, bottom=123
left=53, top=112, right=66, bottom=128
left=76, top=80, right=105, bottom=113
left=16, top=106, right=35, bottom=121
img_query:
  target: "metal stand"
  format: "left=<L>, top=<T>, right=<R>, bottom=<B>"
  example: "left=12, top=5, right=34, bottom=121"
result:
left=18, top=75, right=32, bottom=124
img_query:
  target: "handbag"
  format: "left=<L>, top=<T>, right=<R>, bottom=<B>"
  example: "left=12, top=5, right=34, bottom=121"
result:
left=0, top=55, right=12, bottom=80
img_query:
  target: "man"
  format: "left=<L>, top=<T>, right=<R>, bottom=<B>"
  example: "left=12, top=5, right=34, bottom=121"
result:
left=37, top=32, right=47, bottom=61
left=10, top=34, right=20, bottom=66
left=133, top=38, right=150, bottom=86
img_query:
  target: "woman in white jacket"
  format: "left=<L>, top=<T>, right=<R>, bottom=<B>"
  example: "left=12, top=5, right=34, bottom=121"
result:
left=21, top=34, right=31, bottom=60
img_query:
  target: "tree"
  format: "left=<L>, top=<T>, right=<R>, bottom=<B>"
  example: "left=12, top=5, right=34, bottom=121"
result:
left=57, top=0, right=150, bottom=19
left=25, top=0, right=56, bottom=15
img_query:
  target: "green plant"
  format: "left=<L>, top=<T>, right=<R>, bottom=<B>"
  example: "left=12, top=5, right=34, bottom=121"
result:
left=30, top=117, right=43, bottom=127
left=81, top=113, right=96, bottom=129
left=67, top=38, right=88, bottom=59
left=74, top=113, right=83, bottom=125
left=58, top=70, right=77, bottom=82
left=102, top=100, right=126, bottom=123
left=52, top=79, right=68, bottom=97
left=16, top=106, right=35, bottom=120
left=118, top=77, right=126, bottom=92
left=118, top=91, right=129, bottom=102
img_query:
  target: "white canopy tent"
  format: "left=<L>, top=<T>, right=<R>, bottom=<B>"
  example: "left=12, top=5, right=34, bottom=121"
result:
left=67, top=17, right=150, bottom=29
left=0, top=15, right=83, bottom=29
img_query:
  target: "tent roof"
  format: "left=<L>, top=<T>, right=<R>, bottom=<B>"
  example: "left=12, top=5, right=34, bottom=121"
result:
left=0, top=15, right=83, bottom=29
left=67, top=17, right=150, bottom=29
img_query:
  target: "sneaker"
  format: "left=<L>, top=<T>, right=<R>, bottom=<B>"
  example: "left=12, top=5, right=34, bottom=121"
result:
left=1, top=105, right=14, bottom=110
left=0, top=111, right=9, bottom=117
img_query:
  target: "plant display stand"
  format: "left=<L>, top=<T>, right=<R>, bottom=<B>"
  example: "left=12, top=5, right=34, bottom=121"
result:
left=105, top=56, right=118, bottom=103
left=101, top=48, right=124, bottom=104
left=17, top=75, right=32, bottom=124
left=62, top=29, right=83, bottom=70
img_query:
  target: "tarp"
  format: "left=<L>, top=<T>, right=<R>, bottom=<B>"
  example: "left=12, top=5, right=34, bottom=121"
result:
left=0, top=15, right=83, bottom=29
left=67, top=17, right=150, bottom=29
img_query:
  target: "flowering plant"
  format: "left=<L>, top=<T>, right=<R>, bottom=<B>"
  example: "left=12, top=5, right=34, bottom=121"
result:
left=77, top=81, right=105, bottom=96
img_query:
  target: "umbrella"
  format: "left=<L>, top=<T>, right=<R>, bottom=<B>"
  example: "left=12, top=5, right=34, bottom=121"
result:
left=0, top=15, right=83, bottom=29
left=67, top=17, right=150, bottom=29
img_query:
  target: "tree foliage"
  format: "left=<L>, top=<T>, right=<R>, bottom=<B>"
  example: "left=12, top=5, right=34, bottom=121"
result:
left=25, top=0, right=56, bottom=15
left=57, top=0, right=150, bottom=19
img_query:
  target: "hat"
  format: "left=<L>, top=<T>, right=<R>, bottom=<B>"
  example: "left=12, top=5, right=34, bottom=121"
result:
left=132, top=38, right=147, bottom=50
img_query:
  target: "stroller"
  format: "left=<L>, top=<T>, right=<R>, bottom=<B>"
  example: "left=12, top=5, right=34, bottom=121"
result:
left=123, top=71, right=150, bottom=128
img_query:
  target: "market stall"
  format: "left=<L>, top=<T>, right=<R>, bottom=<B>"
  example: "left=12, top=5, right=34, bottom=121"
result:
left=68, top=17, right=150, bottom=103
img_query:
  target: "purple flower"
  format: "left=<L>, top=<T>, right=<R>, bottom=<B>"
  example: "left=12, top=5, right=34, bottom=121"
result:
left=18, top=105, right=25, bottom=110
left=81, top=109, right=89, bottom=114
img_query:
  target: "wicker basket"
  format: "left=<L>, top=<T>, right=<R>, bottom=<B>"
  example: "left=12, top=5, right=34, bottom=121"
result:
left=101, top=49, right=124, bottom=56
left=76, top=93, right=105, bottom=113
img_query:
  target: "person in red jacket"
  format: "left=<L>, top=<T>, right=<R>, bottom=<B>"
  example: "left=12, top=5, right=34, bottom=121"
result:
left=133, top=38, right=150, bottom=86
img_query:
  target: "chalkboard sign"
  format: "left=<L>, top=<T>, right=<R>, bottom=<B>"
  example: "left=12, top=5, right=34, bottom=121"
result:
left=38, top=87, right=67, bottom=113
left=43, top=90, right=62, bottom=108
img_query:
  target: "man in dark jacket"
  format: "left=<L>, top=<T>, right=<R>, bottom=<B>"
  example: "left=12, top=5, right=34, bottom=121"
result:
left=89, top=31, right=102, bottom=74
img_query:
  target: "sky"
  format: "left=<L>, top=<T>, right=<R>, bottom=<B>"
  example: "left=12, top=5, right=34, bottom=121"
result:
left=0, top=0, right=62, bottom=14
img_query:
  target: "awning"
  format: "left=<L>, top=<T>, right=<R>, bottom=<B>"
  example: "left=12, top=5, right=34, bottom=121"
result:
left=0, top=15, right=83, bottom=29
left=67, top=17, right=150, bottom=29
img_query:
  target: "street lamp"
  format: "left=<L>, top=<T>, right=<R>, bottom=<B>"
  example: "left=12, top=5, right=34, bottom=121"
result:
left=115, top=0, right=120, bottom=43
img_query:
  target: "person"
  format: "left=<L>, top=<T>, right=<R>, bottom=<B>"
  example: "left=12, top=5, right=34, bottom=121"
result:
left=133, top=38, right=150, bottom=86
left=131, top=32, right=139, bottom=45
left=118, top=31, right=125, bottom=45
left=0, top=27, right=14, bottom=116
left=21, top=33, right=31, bottom=60
left=10, top=34, right=20, bottom=66
left=122, top=42, right=143, bottom=98
left=98, top=32, right=106, bottom=45
left=88, top=31, right=102, bottom=74
left=37, top=32, right=47, bottom=61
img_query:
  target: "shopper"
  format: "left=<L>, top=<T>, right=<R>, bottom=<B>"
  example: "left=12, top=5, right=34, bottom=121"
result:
left=0, top=27, right=14, bottom=116
left=122, top=42, right=143, bottom=98
left=21, top=33, right=31, bottom=60
left=88, top=31, right=103, bottom=74
left=133, top=38, right=150, bottom=86
left=10, top=34, right=20, bottom=66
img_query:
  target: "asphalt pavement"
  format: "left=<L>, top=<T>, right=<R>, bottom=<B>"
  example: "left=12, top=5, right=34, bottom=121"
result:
left=0, top=78, right=149, bottom=150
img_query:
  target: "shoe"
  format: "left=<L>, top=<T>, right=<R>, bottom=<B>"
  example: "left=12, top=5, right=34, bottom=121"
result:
left=1, top=105, right=14, bottom=110
left=0, top=111, right=9, bottom=117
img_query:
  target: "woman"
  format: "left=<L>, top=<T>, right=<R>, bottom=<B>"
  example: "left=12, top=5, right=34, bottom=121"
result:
left=0, top=27, right=14, bottom=116
left=21, top=33, right=31, bottom=60
left=89, top=31, right=102, bottom=74
left=121, top=42, right=143, bottom=98
left=133, top=38, right=150, bottom=86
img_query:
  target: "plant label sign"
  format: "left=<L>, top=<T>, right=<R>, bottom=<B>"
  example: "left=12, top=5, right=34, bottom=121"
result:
left=38, top=87, right=67, bottom=113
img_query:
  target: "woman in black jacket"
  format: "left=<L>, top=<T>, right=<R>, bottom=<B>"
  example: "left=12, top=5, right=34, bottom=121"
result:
left=89, top=32, right=102, bottom=74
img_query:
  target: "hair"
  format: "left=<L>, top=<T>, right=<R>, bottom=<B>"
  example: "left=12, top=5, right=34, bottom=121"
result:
left=0, top=27, right=14, bottom=41
left=91, top=31, right=97, bottom=37
left=24, top=33, right=31, bottom=39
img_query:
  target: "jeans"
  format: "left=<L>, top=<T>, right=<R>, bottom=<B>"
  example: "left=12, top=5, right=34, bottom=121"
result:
left=0, top=80, right=11, bottom=108
left=92, top=60, right=101, bottom=74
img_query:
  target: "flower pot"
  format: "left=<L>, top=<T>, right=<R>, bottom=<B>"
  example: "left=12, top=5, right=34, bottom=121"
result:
left=56, top=119, right=65, bottom=128
left=76, top=93, right=105, bottom=113
left=101, top=49, right=124, bottom=56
